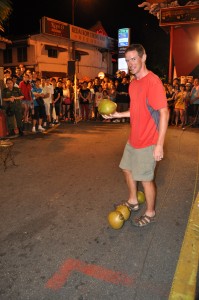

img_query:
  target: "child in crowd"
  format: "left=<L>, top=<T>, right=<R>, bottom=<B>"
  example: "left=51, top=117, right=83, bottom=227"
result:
left=94, top=85, right=103, bottom=120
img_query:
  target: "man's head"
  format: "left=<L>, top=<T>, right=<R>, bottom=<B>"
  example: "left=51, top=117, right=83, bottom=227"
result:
left=124, top=44, right=147, bottom=78
left=6, top=78, right=14, bottom=89
left=35, top=78, right=41, bottom=87
left=125, top=44, right=146, bottom=58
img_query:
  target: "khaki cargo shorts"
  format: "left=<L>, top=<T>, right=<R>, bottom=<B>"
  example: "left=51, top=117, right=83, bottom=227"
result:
left=119, top=143, right=156, bottom=181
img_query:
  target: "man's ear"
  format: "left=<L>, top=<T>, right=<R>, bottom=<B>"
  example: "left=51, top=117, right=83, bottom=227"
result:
left=142, top=53, right=147, bottom=63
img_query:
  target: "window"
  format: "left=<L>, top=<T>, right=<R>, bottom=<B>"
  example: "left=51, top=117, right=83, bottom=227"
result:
left=3, top=48, right=12, bottom=63
left=17, top=47, right=27, bottom=62
left=48, top=49, right=58, bottom=58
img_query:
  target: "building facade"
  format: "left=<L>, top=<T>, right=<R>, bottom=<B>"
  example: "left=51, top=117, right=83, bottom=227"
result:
left=0, top=17, right=117, bottom=81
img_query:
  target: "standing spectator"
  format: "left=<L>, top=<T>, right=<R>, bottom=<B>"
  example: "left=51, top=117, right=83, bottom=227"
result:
left=93, top=77, right=101, bottom=93
left=15, top=67, right=23, bottom=85
left=31, top=78, right=46, bottom=133
left=3, top=69, right=12, bottom=86
left=94, top=85, right=103, bottom=120
left=114, top=76, right=130, bottom=123
left=172, top=78, right=180, bottom=91
left=78, top=81, right=91, bottom=121
left=166, top=83, right=175, bottom=125
left=115, top=70, right=123, bottom=84
left=2, top=77, right=24, bottom=137
left=19, top=64, right=26, bottom=77
left=19, top=74, right=32, bottom=124
left=62, top=79, right=74, bottom=121
left=174, top=84, right=186, bottom=127
left=190, top=78, right=199, bottom=127
left=102, top=89, right=111, bottom=123
left=88, top=80, right=95, bottom=119
left=42, top=77, right=54, bottom=127
left=12, top=75, right=19, bottom=87
left=184, top=82, right=192, bottom=125
left=53, top=80, right=63, bottom=124
left=30, top=71, right=38, bottom=87
left=102, top=89, right=110, bottom=99
left=109, top=83, right=117, bottom=102
left=101, top=76, right=110, bottom=91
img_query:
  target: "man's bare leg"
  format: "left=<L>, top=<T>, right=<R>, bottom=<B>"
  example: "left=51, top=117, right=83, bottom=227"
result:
left=123, top=169, right=138, bottom=205
left=141, top=181, right=156, bottom=217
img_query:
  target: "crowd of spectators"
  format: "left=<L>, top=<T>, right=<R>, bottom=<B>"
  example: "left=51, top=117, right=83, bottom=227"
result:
left=164, top=77, right=199, bottom=129
left=0, top=64, right=199, bottom=138
left=0, top=66, right=131, bottom=137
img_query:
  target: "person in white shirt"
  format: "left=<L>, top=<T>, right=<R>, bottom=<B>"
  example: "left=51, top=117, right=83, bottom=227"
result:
left=41, top=77, right=54, bottom=127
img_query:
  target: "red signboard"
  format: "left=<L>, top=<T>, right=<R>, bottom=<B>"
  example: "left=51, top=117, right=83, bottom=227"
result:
left=160, top=5, right=199, bottom=27
left=41, top=16, right=70, bottom=38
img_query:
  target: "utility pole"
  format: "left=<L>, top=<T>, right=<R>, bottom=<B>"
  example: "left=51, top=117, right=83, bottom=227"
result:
left=72, top=0, right=75, bottom=25
left=168, top=26, right=174, bottom=84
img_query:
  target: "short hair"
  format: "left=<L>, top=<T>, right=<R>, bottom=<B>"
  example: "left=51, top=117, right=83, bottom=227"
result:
left=125, top=44, right=146, bottom=58
left=6, top=77, right=13, bottom=83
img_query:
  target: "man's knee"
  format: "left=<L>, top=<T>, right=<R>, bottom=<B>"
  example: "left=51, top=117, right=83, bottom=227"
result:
left=122, top=169, right=131, bottom=175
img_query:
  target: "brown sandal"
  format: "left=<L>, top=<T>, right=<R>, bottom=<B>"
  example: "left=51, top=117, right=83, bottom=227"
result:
left=114, top=201, right=139, bottom=211
left=133, top=214, right=156, bottom=227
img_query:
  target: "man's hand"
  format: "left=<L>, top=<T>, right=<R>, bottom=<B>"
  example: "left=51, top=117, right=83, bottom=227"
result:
left=153, top=144, right=164, bottom=161
left=102, top=112, right=121, bottom=119
left=10, top=96, right=15, bottom=102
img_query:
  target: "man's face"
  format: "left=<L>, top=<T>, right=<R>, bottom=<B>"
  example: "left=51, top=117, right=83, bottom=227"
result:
left=125, top=50, right=145, bottom=76
left=41, top=78, right=45, bottom=85
left=35, top=80, right=41, bottom=87
left=23, top=75, right=29, bottom=82
left=7, top=80, right=14, bottom=90
left=46, top=79, right=50, bottom=85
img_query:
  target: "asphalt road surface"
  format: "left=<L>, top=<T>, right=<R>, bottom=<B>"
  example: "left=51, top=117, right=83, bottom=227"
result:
left=0, top=121, right=199, bottom=300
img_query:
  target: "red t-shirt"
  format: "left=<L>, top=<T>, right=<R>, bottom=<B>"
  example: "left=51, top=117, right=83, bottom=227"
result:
left=19, top=81, right=32, bottom=101
left=128, top=71, right=167, bottom=148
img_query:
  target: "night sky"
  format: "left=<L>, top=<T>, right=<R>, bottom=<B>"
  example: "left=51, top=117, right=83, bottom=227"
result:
left=4, top=0, right=170, bottom=78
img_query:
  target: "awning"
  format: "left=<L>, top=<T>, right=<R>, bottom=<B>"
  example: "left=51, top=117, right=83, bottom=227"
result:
left=75, top=50, right=89, bottom=56
left=7, top=40, right=28, bottom=48
left=45, top=45, right=67, bottom=52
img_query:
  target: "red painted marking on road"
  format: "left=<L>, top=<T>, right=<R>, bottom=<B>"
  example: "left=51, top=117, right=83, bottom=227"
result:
left=45, top=258, right=134, bottom=290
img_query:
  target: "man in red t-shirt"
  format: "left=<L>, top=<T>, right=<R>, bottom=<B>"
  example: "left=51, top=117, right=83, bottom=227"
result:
left=19, top=74, right=32, bottom=123
left=102, top=44, right=169, bottom=227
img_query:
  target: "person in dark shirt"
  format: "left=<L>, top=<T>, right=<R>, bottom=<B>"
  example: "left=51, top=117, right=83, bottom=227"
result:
left=78, top=81, right=91, bottom=121
left=2, top=77, right=24, bottom=137
left=113, top=76, right=130, bottom=123
left=53, top=80, right=63, bottom=123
